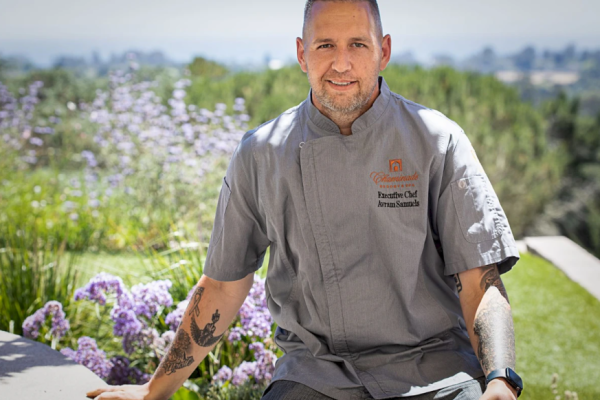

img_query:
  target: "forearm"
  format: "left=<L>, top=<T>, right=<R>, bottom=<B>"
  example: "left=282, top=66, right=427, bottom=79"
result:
left=146, top=274, right=253, bottom=400
left=457, top=265, right=516, bottom=375
left=469, top=286, right=515, bottom=375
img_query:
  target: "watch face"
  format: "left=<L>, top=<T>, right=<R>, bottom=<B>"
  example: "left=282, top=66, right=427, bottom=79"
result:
left=507, top=368, right=523, bottom=391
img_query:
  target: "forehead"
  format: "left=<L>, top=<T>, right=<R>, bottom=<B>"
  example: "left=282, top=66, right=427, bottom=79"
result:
left=305, top=1, right=377, bottom=41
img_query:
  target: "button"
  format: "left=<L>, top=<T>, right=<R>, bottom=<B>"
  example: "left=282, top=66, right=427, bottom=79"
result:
left=458, top=180, right=467, bottom=189
left=299, top=142, right=305, bottom=148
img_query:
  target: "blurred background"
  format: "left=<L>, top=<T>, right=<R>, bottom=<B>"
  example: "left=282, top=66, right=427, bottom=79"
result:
left=1, top=1, right=599, bottom=399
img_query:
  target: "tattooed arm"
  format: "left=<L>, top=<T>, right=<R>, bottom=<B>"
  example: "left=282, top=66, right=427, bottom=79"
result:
left=455, top=264, right=518, bottom=400
left=86, top=273, right=254, bottom=400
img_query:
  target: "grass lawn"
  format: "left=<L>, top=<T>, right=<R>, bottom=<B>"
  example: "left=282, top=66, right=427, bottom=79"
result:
left=504, top=253, right=600, bottom=399
left=67, top=251, right=150, bottom=286
left=73, top=251, right=600, bottom=399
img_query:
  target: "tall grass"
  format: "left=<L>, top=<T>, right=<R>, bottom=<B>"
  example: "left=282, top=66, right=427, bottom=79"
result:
left=0, top=222, right=80, bottom=335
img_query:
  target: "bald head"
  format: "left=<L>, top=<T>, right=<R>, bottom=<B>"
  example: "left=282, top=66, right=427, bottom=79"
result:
left=303, top=0, right=383, bottom=41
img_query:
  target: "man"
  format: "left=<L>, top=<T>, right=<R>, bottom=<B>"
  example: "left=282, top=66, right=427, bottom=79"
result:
left=88, top=1, right=522, bottom=399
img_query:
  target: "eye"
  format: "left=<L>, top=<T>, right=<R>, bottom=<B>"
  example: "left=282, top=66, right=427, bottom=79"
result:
left=352, top=43, right=366, bottom=48
left=317, top=44, right=333, bottom=49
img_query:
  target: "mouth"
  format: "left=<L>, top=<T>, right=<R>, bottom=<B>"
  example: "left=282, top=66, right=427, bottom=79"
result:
left=326, top=80, right=357, bottom=90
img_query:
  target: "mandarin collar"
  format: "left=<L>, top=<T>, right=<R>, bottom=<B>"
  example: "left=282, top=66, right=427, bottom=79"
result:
left=303, top=76, right=391, bottom=137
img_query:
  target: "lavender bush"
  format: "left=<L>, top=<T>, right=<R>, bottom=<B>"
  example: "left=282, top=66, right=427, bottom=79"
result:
left=22, top=272, right=278, bottom=394
left=1, top=64, right=249, bottom=252
left=0, top=80, right=59, bottom=171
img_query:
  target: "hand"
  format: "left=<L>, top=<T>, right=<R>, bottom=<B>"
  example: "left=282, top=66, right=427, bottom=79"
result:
left=480, top=378, right=518, bottom=400
left=86, top=382, right=151, bottom=400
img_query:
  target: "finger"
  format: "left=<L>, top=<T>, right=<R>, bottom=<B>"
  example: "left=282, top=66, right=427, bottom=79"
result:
left=87, top=386, right=117, bottom=398
left=95, top=391, right=126, bottom=400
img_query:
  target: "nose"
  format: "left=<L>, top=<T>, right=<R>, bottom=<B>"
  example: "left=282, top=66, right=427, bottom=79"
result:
left=331, top=47, right=351, bottom=74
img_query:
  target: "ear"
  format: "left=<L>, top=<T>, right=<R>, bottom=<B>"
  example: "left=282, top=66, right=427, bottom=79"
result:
left=379, top=34, right=392, bottom=71
left=296, top=37, right=308, bottom=73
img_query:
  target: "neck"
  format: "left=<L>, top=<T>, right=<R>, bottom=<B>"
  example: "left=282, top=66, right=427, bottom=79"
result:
left=317, top=107, right=363, bottom=136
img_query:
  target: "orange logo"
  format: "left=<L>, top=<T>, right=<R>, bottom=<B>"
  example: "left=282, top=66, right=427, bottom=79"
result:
left=389, top=159, right=402, bottom=172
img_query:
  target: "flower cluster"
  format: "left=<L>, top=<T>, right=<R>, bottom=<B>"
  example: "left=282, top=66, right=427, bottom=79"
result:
left=165, top=284, right=196, bottom=331
left=215, top=341, right=276, bottom=387
left=22, top=300, right=70, bottom=340
left=74, top=272, right=127, bottom=305
left=131, top=280, right=173, bottom=319
left=230, top=277, right=273, bottom=341
left=75, top=273, right=173, bottom=354
left=60, top=337, right=114, bottom=379
left=165, top=299, right=189, bottom=332
left=0, top=80, right=60, bottom=166
left=76, top=67, right=249, bottom=218
left=106, top=355, right=150, bottom=385
left=213, top=278, right=277, bottom=387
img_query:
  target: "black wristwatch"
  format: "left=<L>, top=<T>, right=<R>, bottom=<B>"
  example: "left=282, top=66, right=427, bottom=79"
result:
left=485, top=368, right=523, bottom=397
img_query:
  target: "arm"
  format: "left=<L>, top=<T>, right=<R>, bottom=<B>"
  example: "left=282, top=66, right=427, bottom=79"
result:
left=455, top=264, right=517, bottom=400
left=87, top=273, right=254, bottom=400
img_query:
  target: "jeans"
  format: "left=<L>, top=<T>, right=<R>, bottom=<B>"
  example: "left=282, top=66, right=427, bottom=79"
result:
left=261, top=377, right=487, bottom=400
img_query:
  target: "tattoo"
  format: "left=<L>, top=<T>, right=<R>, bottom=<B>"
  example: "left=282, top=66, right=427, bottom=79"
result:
left=190, top=308, right=223, bottom=347
left=188, top=286, right=205, bottom=318
left=480, top=265, right=509, bottom=302
left=473, top=290, right=516, bottom=375
left=156, top=329, right=194, bottom=377
left=454, top=274, right=463, bottom=293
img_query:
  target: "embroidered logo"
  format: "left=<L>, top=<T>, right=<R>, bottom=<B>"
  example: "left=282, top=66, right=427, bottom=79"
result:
left=389, top=159, right=402, bottom=172
left=371, top=159, right=420, bottom=208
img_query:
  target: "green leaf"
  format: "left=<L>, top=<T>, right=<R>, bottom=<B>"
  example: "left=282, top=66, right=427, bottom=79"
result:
left=170, top=387, right=201, bottom=400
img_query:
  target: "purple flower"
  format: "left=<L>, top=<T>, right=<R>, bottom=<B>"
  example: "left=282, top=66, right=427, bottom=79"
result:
left=110, top=305, right=142, bottom=338
left=81, top=150, right=98, bottom=168
left=212, top=365, right=233, bottom=385
left=231, top=361, right=257, bottom=386
left=22, top=300, right=70, bottom=340
left=106, top=356, right=150, bottom=385
left=74, top=272, right=126, bottom=305
left=121, top=327, right=159, bottom=355
left=61, top=337, right=113, bottom=379
left=250, top=342, right=276, bottom=383
left=225, top=341, right=277, bottom=386
left=153, top=330, right=176, bottom=360
left=165, top=299, right=188, bottom=331
left=235, top=278, right=273, bottom=340
left=227, top=327, right=244, bottom=342
left=29, top=137, right=43, bottom=146
left=131, top=280, right=173, bottom=319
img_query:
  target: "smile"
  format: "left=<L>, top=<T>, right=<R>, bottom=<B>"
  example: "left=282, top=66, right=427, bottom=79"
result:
left=328, top=80, right=355, bottom=86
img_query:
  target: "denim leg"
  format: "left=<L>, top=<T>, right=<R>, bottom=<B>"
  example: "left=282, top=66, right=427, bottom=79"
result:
left=383, top=377, right=486, bottom=400
left=261, top=380, right=336, bottom=400
left=432, top=377, right=486, bottom=400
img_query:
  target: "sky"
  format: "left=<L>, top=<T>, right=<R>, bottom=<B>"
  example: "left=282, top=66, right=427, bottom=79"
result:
left=1, top=0, right=598, bottom=67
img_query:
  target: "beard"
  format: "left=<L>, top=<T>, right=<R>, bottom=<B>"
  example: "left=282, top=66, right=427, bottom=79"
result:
left=309, top=73, right=379, bottom=115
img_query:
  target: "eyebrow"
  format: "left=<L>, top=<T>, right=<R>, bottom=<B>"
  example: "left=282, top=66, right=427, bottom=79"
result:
left=349, top=36, right=370, bottom=42
left=312, top=36, right=371, bottom=45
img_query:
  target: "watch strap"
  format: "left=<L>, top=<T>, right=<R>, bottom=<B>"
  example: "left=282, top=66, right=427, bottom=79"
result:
left=486, top=368, right=523, bottom=397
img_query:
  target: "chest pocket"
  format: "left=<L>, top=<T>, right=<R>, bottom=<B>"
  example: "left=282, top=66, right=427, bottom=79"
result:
left=451, top=175, right=504, bottom=244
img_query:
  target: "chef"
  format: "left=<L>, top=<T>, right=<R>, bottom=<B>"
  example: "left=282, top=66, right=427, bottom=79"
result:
left=87, top=1, right=523, bottom=399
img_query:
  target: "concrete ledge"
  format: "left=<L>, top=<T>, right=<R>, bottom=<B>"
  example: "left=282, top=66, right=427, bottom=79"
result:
left=515, top=240, right=528, bottom=254
left=0, top=330, right=108, bottom=399
left=525, top=236, right=600, bottom=302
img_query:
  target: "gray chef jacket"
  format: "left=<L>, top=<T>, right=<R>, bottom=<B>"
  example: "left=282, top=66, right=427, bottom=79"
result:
left=203, top=77, right=520, bottom=399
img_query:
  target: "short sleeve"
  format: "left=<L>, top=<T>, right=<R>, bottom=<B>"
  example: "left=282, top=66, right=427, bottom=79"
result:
left=436, top=130, right=519, bottom=276
left=203, top=132, right=271, bottom=281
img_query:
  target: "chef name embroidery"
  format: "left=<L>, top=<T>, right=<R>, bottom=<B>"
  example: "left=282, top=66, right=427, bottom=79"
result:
left=370, top=159, right=420, bottom=208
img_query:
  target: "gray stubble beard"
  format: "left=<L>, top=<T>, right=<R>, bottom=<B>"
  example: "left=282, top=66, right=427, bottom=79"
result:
left=313, top=78, right=377, bottom=115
